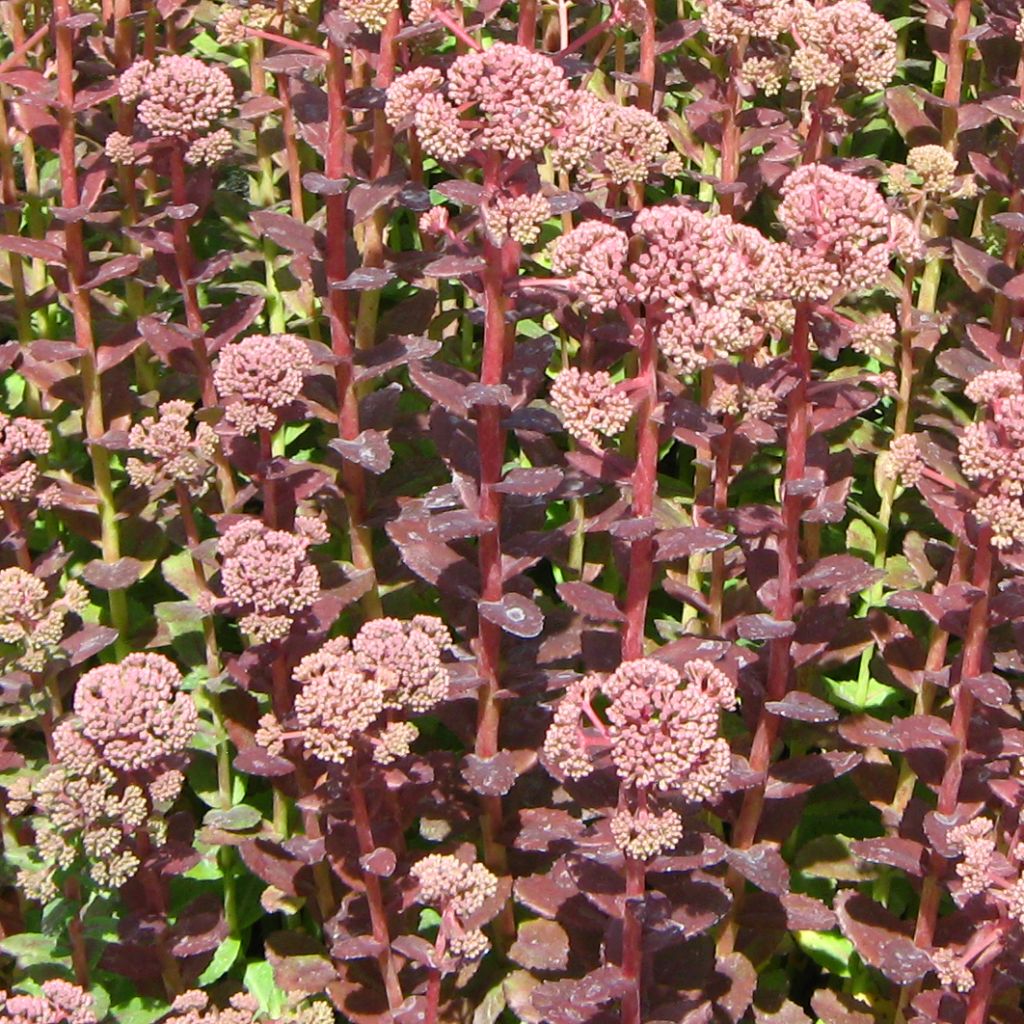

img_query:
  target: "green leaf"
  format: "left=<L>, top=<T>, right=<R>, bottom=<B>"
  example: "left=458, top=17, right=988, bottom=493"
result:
left=110, top=996, right=166, bottom=1024
left=822, top=675, right=901, bottom=714
left=198, top=936, right=241, bottom=986
left=244, top=960, right=286, bottom=1017
left=795, top=931, right=856, bottom=977
left=0, top=932, right=58, bottom=966
left=203, top=805, right=263, bottom=831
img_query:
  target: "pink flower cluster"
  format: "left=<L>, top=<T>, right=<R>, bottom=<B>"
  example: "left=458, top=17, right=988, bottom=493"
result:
left=258, top=616, right=451, bottom=764
left=411, top=852, right=498, bottom=960
left=483, top=193, right=551, bottom=246
left=0, top=569, right=88, bottom=673
left=549, top=221, right=630, bottom=313
left=214, top=334, right=313, bottom=435
left=338, top=0, right=399, bottom=30
left=386, top=44, right=574, bottom=162
left=0, top=412, right=50, bottom=502
left=957, top=370, right=1024, bottom=549
left=543, top=658, right=736, bottom=800
left=117, top=55, right=235, bottom=165
left=0, top=981, right=95, bottom=1024
left=702, top=0, right=794, bottom=44
left=58, top=652, right=198, bottom=773
left=778, top=163, right=920, bottom=300
left=790, top=0, right=898, bottom=94
left=127, top=399, right=219, bottom=495
left=609, top=805, right=684, bottom=860
left=550, top=368, right=634, bottom=449
left=218, top=520, right=321, bottom=643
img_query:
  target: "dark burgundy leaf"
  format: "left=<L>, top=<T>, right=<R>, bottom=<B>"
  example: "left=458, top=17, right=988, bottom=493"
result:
left=80, top=557, right=144, bottom=590
left=764, top=692, right=838, bottom=723
left=726, top=843, right=789, bottom=896
left=834, top=891, right=933, bottom=984
left=328, top=430, right=393, bottom=473
left=462, top=752, right=519, bottom=796
left=479, top=593, right=544, bottom=638
left=556, top=581, right=625, bottom=622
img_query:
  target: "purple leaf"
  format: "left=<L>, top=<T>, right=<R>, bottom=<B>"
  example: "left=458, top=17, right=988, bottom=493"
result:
left=556, top=581, right=625, bottom=622
left=479, top=593, right=544, bottom=638
left=834, top=891, right=933, bottom=984
left=726, top=843, right=789, bottom=896
left=329, top=430, right=393, bottom=473
left=80, top=557, right=144, bottom=591
left=462, top=752, right=519, bottom=796
left=510, top=919, right=570, bottom=972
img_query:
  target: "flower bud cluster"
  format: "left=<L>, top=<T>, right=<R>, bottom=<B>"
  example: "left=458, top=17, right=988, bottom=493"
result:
left=257, top=616, right=451, bottom=765
left=543, top=658, right=736, bottom=800
left=218, top=520, right=322, bottom=643
left=0, top=570, right=87, bottom=674
left=0, top=413, right=50, bottom=503
left=386, top=44, right=574, bottom=162
left=609, top=805, right=683, bottom=860
left=483, top=193, right=551, bottom=246
left=0, top=982, right=96, bottom=1024
left=550, top=368, right=633, bottom=449
left=411, top=853, right=498, bottom=961
left=117, top=55, right=235, bottom=165
left=956, top=371, right=1024, bottom=549
left=127, top=400, right=219, bottom=495
left=214, top=334, right=313, bottom=435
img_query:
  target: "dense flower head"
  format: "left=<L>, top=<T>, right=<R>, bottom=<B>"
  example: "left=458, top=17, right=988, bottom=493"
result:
left=631, top=205, right=778, bottom=314
left=956, top=373, right=1024, bottom=547
left=0, top=982, right=96, bottom=1024
left=0, top=412, right=50, bottom=502
left=351, top=615, right=451, bottom=713
left=659, top=304, right=761, bottom=375
left=550, top=221, right=629, bottom=312
left=880, top=434, right=924, bottom=488
left=583, top=103, right=672, bottom=185
left=384, top=67, right=443, bottom=127
left=778, top=164, right=904, bottom=297
left=609, top=806, right=683, bottom=860
left=69, top=653, right=197, bottom=772
left=105, top=131, right=137, bottom=165
left=127, top=399, right=218, bottom=495
left=389, top=44, right=574, bottom=162
left=119, top=56, right=234, bottom=138
left=412, top=853, right=498, bottom=918
left=261, top=616, right=451, bottom=764
left=185, top=127, right=233, bottom=166
left=445, top=44, right=573, bottom=159
left=483, top=192, right=550, bottom=246
left=702, top=0, right=794, bottom=44
left=906, top=145, right=958, bottom=195
left=0, top=570, right=87, bottom=673
left=931, top=947, right=973, bottom=993
left=848, top=313, right=896, bottom=359
left=218, top=520, right=321, bottom=642
left=544, top=658, right=735, bottom=798
left=739, top=55, right=785, bottom=95
left=214, top=334, right=313, bottom=434
left=790, top=0, right=897, bottom=93
left=338, top=0, right=399, bottom=30
left=550, top=368, right=633, bottom=448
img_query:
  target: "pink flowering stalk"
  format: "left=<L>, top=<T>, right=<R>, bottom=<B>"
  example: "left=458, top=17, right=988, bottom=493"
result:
left=256, top=616, right=450, bottom=1011
left=544, top=658, right=736, bottom=1024
left=411, top=853, right=500, bottom=1024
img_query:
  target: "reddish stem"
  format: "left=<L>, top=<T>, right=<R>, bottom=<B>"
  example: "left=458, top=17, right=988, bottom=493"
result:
left=349, top=767, right=404, bottom=1011
left=620, top=854, right=646, bottom=1024
left=622, top=319, right=658, bottom=661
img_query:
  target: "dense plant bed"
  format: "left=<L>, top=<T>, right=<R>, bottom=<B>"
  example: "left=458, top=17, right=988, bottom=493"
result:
left=0, top=0, right=1021, bottom=1022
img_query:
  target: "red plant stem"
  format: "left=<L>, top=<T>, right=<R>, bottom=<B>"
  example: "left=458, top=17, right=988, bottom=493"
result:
left=349, top=767, right=404, bottom=1011
left=940, top=0, right=972, bottom=143
left=717, top=302, right=811, bottom=955
left=0, top=21, right=47, bottom=74
left=53, top=0, right=129, bottom=653
left=718, top=38, right=747, bottom=218
left=247, top=27, right=327, bottom=57
left=709, top=417, right=735, bottom=635
left=424, top=966, right=442, bottom=1024
left=517, top=0, right=537, bottom=47
left=637, top=0, right=656, bottom=111
left=910, top=531, right=992, bottom=960
left=64, top=877, right=89, bottom=988
left=622, top=319, right=658, bottom=661
left=168, top=145, right=215, bottom=402
left=324, top=40, right=382, bottom=616
left=965, top=960, right=996, bottom=1024
left=475, top=151, right=514, bottom=935
left=620, top=853, right=646, bottom=1024
left=557, top=12, right=620, bottom=57
left=276, top=73, right=306, bottom=223
left=1, top=501, right=32, bottom=571
left=802, top=86, right=836, bottom=164
left=432, top=7, right=482, bottom=51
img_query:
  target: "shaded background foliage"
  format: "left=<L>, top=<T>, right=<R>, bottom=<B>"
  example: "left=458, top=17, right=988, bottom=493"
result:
left=0, top=0, right=1022, bottom=1023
